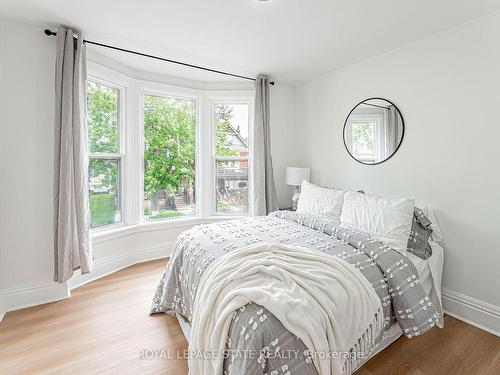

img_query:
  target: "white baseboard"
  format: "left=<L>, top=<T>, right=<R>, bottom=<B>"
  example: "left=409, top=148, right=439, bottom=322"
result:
left=134, top=241, right=174, bottom=263
left=67, top=241, right=174, bottom=290
left=442, top=288, right=500, bottom=336
left=0, top=294, right=5, bottom=322
left=0, top=242, right=174, bottom=322
left=1, top=279, right=70, bottom=320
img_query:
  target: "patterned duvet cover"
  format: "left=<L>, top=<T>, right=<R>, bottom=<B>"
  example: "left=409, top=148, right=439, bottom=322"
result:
left=151, top=211, right=440, bottom=374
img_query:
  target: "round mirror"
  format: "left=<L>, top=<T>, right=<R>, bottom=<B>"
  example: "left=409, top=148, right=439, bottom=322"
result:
left=343, top=98, right=404, bottom=165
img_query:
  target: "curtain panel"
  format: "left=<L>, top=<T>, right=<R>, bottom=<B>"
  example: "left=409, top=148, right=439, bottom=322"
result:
left=53, top=28, right=93, bottom=282
left=386, top=105, right=400, bottom=155
left=252, top=75, right=279, bottom=216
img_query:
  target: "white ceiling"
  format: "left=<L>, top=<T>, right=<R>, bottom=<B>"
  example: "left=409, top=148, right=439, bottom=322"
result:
left=2, top=0, right=500, bottom=83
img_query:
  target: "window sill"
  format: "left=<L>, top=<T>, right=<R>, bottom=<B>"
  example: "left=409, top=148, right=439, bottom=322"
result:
left=91, top=215, right=246, bottom=244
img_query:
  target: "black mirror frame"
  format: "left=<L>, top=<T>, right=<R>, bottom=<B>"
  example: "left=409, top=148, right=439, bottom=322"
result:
left=342, top=97, right=405, bottom=166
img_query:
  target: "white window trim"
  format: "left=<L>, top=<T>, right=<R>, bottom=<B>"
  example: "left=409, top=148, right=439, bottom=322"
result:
left=87, top=62, right=255, bottom=236
left=139, top=86, right=201, bottom=221
left=87, top=76, right=127, bottom=232
left=210, top=97, right=254, bottom=216
left=347, top=113, right=385, bottom=163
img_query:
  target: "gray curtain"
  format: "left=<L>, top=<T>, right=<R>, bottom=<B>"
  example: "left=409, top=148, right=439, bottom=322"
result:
left=252, top=75, right=279, bottom=216
left=386, top=105, right=400, bottom=155
left=53, top=28, right=93, bottom=282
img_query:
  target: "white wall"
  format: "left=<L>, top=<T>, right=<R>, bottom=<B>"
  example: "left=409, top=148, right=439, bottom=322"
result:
left=295, top=11, right=500, bottom=331
left=270, top=83, right=297, bottom=208
left=0, top=18, right=297, bottom=317
left=0, top=18, right=56, bottom=289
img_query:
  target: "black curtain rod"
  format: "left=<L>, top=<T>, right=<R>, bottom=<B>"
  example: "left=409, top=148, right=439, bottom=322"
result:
left=361, top=102, right=390, bottom=110
left=44, top=29, right=274, bottom=85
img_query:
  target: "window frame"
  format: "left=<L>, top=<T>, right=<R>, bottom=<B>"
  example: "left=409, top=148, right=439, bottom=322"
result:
left=210, top=97, right=254, bottom=216
left=87, top=61, right=255, bottom=235
left=139, top=86, right=201, bottom=222
left=347, top=113, right=385, bottom=164
left=87, top=76, right=127, bottom=231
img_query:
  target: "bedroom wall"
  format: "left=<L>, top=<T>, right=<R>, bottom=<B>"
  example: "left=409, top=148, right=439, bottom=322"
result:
left=0, top=17, right=297, bottom=317
left=294, top=11, right=500, bottom=333
left=0, top=18, right=59, bottom=307
left=270, top=83, right=298, bottom=208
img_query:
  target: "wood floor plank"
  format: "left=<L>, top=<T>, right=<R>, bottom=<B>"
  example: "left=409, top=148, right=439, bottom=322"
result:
left=1, top=259, right=498, bottom=374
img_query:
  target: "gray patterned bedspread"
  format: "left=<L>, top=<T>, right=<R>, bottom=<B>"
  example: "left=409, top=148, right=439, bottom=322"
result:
left=151, top=211, right=441, bottom=374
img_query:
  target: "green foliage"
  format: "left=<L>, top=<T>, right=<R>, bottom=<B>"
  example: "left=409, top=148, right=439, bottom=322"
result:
left=87, top=82, right=119, bottom=153
left=89, top=159, right=118, bottom=191
left=87, top=84, right=244, bottom=224
left=352, top=122, right=375, bottom=154
left=87, top=83, right=120, bottom=226
left=215, top=104, right=239, bottom=157
left=148, top=209, right=184, bottom=219
left=90, top=194, right=118, bottom=227
left=216, top=201, right=231, bottom=212
left=143, top=95, right=196, bottom=197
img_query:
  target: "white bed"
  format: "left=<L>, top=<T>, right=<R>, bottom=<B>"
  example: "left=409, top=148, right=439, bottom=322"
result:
left=175, top=205, right=444, bottom=373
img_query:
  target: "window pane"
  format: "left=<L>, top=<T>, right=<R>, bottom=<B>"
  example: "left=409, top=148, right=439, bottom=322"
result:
left=89, top=158, right=121, bottom=228
left=87, top=81, right=119, bottom=153
left=143, top=95, right=196, bottom=220
left=216, top=103, right=249, bottom=156
left=352, top=121, right=376, bottom=161
left=216, top=160, right=248, bottom=213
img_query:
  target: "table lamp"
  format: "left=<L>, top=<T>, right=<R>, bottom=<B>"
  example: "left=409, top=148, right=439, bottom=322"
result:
left=286, top=167, right=310, bottom=210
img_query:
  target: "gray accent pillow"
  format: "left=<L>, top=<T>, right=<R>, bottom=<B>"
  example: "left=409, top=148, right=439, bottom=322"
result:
left=407, top=207, right=433, bottom=259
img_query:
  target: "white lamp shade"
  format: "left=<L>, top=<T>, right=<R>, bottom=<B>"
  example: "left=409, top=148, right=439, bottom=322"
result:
left=286, top=167, right=310, bottom=186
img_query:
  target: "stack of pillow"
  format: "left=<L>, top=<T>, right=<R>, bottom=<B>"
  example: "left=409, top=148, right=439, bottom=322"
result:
left=296, top=180, right=433, bottom=259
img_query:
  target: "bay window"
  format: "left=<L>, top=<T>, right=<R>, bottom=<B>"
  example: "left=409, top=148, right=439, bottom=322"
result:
left=87, top=63, right=253, bottom=230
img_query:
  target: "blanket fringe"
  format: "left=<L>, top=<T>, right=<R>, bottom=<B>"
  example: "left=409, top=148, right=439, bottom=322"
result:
left=342, top=304, right=385, bottom=375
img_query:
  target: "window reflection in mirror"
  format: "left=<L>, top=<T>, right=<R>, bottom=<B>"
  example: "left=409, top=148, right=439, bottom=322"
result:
left=343, top=98, right=404, bottom=165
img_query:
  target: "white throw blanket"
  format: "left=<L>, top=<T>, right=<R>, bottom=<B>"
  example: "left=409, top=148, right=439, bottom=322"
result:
left=189, top=243, right=383, bottom=375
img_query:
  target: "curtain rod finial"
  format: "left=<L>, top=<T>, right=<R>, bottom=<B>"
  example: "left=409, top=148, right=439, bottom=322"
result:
left=44, top=29, right=56, bottom=36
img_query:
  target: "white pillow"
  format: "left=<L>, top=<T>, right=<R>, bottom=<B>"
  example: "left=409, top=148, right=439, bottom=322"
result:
left=296, top=181, right=345, bottom=224
left=340, top=191, right=415, bottom=252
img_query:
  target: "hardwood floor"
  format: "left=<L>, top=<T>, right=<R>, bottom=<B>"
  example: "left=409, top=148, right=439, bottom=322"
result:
left=1, top=259, right=498, bottom=375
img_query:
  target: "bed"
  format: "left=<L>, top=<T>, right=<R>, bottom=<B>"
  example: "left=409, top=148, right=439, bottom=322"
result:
left=175, top=232, right=444, bottom=370
left=151, top=203, right=444, bottom=375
